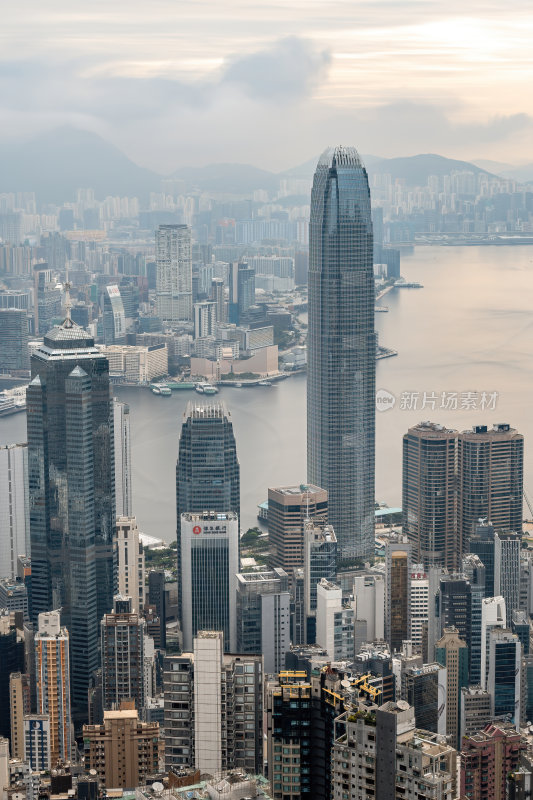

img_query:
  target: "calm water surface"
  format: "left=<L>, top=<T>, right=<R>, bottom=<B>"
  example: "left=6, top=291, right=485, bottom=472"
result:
left=2, top=245, right=533, bottom=541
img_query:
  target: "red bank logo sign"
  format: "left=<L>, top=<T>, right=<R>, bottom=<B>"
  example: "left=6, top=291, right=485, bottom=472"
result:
left=193, top=526, right=202, bottom=535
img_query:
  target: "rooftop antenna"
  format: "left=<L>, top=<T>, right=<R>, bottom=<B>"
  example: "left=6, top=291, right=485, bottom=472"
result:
left=63, top=263, right=73, bottom=327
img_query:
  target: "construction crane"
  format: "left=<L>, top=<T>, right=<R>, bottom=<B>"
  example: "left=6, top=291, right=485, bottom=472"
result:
left=524, top=490, right=533, bottom=522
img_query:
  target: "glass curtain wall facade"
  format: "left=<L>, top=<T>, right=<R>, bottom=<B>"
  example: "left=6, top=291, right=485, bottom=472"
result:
left=176, top=402, right=240, bottom=619
left=307, top=146, right=375, bottom=559
left=27, top=320, right=114, bottom=710
left=402, top=422, right=458, bottom=570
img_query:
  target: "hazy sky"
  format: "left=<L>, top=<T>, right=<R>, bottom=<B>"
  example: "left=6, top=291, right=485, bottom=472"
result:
left=2, top=0, right=533, bottom=171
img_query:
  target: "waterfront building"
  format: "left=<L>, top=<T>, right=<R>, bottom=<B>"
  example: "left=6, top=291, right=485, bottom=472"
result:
left=114, top=517, right=145, bottom=613
left=27, top=317, right=114, bottom=710
left=458, top=423, right=523, bottom=548
left=163, top=632, right=263, bottom=775
left=113, top=399, right=132, bottom=518
left=435, top=627, right=468, bottom=749
left=156, top=224, right=192, bottom=323
left=236, top=569, right=290, bottom=674
left=180, top=512, right=239, bottom=652
left=101, top=595, right=145, bottom=712
left=176, top=403, right=240, bottom=620
left=0, top=309, right=30, bottom=374
left=104, top=342, right=168, bottom=384
left=268, top=484, right=328, bottom=573
left=83, top=702, right=159, bottom=788
left=35, top=611, right=72, bottom=766
left=402, top=422, right=458, bottom=569
left=307, top=146, right=375, bottom=559
left=0, top=444, right=28, bottom=581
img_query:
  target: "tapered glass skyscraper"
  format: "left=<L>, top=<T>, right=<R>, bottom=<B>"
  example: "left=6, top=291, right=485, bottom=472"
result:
left=307, top=146, right=375, bottom=559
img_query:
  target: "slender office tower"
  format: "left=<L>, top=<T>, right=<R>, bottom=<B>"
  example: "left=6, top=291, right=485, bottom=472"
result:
left=156, top=224, right=192, bottom=323
left=307, top=146, right=376, bottom=559
left=176, top=402, right=240, bottom=619
left=27, top=311, right=114, bottom=713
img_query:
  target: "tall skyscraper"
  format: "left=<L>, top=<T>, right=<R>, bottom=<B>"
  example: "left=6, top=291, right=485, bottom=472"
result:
left=458, top=423, right=523, bottom=548
left=113, top=399, right=132, bottom=518
left=495, top=531, right=521, bottom=626
left=303, top=520, right=337, bottom=643
left=307, top=146, right=376, bottom=559
left=156, top=224, right=192, bottom=323
left=0, top=309, right=30, bottom=373
left=101, top=285, right=126, bottom=345
left=0, top=444, right=28, bottom=581
left=9, top=673, right=30, bottom=760
left=402, top=422, right=458, bottom=570
left=236, top=568, right=290, bottom=674
left=35, top=611, right=72, bottom=766
left=385, top=537, right=410, bottom=652
left=114, top=517, right=145, bottom=614
left=435, top=627, right=468, bottom=749
left=180, top=512, right=239, bottom=652
left=228, top=261, right=255, bottom=324
left=488, top=628, right=521, bottom=729
left=176, top=402, right=240, bottom=618
left=163, top=633, right=263, bottom=775
left=210, top=277, right=226, bottom=323
left=101, top=595, right=145, bottom=712
left=27, top=316, right=115, bottom=710
left=0, top=615, right=24, bottom=743
left=268, top=484, right=328, bottom=572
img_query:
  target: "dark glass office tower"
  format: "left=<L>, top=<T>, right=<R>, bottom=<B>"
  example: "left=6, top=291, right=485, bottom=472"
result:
left=402, top=422, right=458, bottom=570
left=176, top=402, right=240, bottom=617
left=307, top=146, right=376, bottom=559
left=27, top=318, right=115, bottom=711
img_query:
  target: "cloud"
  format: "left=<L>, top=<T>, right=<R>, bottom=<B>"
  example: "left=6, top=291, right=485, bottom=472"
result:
left=221, top=37, right=331, bottom=101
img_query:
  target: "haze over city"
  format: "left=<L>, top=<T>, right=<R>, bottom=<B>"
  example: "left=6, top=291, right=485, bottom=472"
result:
left=2, top=0, right=533, bottom=170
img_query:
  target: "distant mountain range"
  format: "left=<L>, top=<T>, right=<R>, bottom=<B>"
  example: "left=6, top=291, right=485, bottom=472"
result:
left=0, top=126, right=530, bottom=204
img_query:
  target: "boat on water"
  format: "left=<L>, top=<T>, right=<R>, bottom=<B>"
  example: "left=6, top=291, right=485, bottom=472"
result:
left=258, top=380, right=272, bottom=386
left=0, top=387, right=27, bottom=416
left=151, top=384, right=161, bottom=394
left=160, top=386, right=172, bottom=396
left=151, top=383, right=171, bottom=395
left=195, top=382, right=218, bottom=395
left=394, top=278, right=423, bottom=288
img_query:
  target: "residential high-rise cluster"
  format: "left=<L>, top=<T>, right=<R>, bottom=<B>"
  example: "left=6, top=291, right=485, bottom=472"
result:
left=2, top=143, right=533, bottom=800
